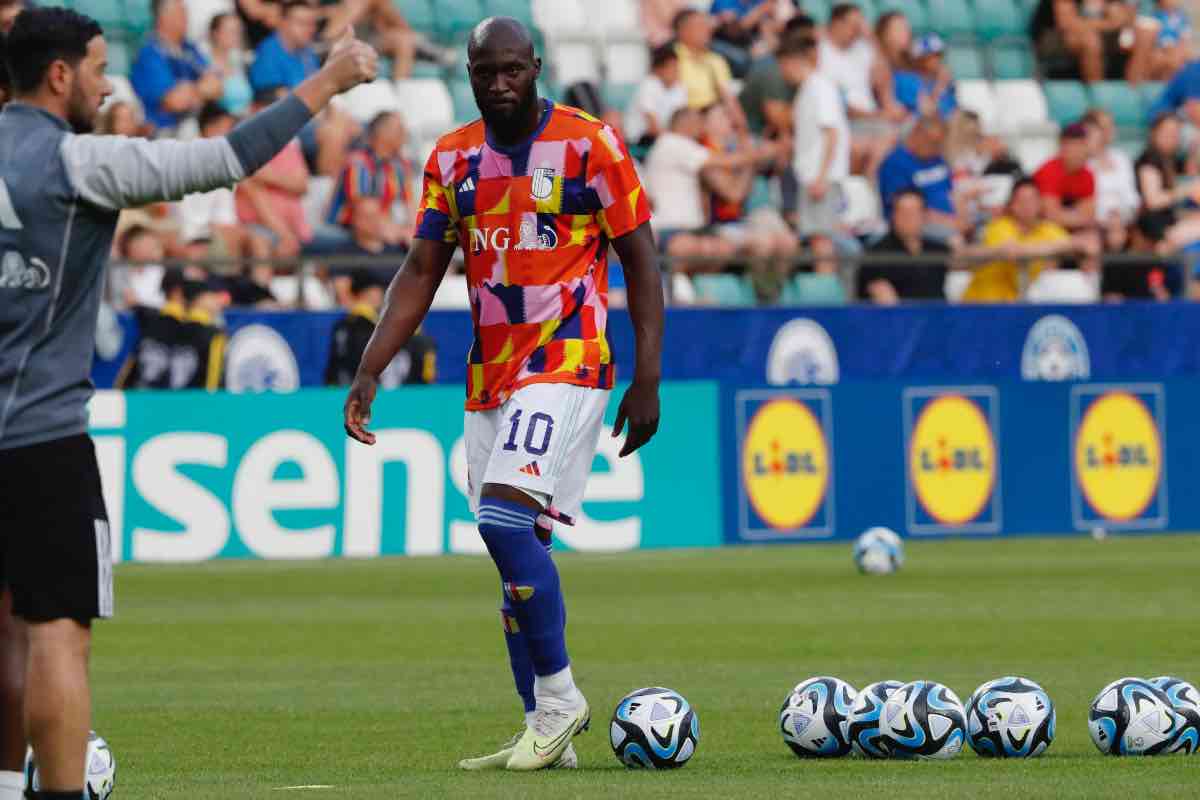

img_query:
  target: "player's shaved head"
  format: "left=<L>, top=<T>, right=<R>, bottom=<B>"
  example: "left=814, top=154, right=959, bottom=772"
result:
left=466, top=16, right=542, bottom=141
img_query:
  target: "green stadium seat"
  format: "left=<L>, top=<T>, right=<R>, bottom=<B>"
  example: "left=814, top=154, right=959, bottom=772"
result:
left=792, top=274, right=848, bottom=305
left=482, top=0, right=535, bottom=29
left=409, top=61, right=444, bottom=79
left=393, top=0, right=437, bottom=36
left=926, top=0, right=975, bottom=41
left=602, top=82, right=638, bottom=112
left=692, top=274, right=756, bottom=306
left=71, top=0, right=124, bottom=29
left=105, top=38, right=131, bottom=75
left=946, top=45, right=986, bottom=80
left=1042, top=80, right=1090, bottom=125
left=973, top=0, right=1024, bottom=42
left=795, top=0, right=830, bottom=25
left=122, top=0, right=152, bottom=35
left=988, top=41, right=1035, bottom=79
left=1141, top=82, right=1167, bottom=120
left=449, top=80, right=478, bottom=123
left=877, top=0, right=928, bottom=33
left=435, top=0, right=484, bottom=43
left=856, top=0, right=880, bottom=22
left=1088, top=81, right=1142, bottom=128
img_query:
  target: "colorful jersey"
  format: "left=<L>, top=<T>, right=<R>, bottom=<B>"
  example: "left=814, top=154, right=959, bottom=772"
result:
left=327, top=148, right=413, bottom=228
left=414, top=100, right=650, bottom=410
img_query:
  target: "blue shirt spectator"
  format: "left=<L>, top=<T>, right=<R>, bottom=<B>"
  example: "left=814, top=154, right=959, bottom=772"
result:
left=1148, top=60, right=1200, bottom=121
left=893, top=33, right=958, bottom=119
left=130, top=0, right=221, bottom=130
left=879, top=119, right=955, bottom=218
left=248, top=0, right=320, bottom=91
left=1153, top=7, right=1191, bottom=47
left=710, top=0, right=769, bottom=16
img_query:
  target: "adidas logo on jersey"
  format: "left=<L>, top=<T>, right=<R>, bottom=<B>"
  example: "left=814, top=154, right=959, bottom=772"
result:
left=519, top=462, right=541, bottom=477
left=458, top=177, right=475, bottom=193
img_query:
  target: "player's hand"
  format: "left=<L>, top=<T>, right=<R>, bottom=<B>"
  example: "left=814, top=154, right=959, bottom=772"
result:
left=344, top=372, right=379, bottom=445
left=323, top=28, right=379, bottom=93
left=612, top=378, right=660, bottom=458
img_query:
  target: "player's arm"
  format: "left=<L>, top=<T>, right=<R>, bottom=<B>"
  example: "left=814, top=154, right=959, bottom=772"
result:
left=610, top=222, right=664, bottom=458
left=60, top=31, right=376, bottom=210
left=343, top=238, right=456, bottom=444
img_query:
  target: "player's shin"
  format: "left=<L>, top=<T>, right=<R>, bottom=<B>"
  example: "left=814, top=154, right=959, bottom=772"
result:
left=499, top=601, right=535, bottom=717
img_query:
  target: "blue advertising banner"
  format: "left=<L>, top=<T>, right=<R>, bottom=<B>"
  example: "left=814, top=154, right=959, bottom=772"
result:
left=93, top=303, right=1200, bottom=391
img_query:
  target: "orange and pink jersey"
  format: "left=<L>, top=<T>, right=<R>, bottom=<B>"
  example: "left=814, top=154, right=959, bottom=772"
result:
left=413, top=100, right=651, bottom=410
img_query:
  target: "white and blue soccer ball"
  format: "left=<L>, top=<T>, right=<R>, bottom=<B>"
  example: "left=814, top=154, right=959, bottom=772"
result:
left=966, top=676, right=1056, bottom=758
left=25, top=730, right=115, bottom=800
left=845, top=680, right=905, bottom=758
left=1150, top=676, right=1200, bottom=754
left=853, top=527, right=904, bottom=575
left=610, top=687, right=699, bottom=769
left=779, top=676, right=857, bottom=758
left=1089, top=677, right=1182, bottom=756
left=879, top=680, right=967, bottom=760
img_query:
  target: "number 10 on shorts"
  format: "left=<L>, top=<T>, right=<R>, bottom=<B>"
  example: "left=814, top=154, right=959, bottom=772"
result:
left=503, top=410, right=554, bottom=456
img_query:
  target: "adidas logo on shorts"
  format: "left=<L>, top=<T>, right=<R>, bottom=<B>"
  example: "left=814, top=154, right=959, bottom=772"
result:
left=519, top=462, right=541, bottom=477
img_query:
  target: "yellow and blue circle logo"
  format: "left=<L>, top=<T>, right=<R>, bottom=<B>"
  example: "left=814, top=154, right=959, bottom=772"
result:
left=908, top=394, right=998, bottom=528
left=1074, top=391, right=1162, bottom=522
left=741, top=398, right=831, bottom=533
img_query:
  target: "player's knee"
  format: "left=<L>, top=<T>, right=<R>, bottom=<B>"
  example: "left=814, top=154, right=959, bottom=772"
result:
left=27, top=618, right=90, bottom=663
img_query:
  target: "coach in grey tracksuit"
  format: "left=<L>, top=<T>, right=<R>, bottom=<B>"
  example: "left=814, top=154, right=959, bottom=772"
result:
left=0, top=8, right=376, bottom=798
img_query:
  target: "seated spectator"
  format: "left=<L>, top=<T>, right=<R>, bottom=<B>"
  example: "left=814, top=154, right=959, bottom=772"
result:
left=860, top=189, right=951, bottom=303
left=118, top=272, right=228, bottom=390
left=1030, top=0, right=1136, bottom=83
left=1032, top=122, right=1098, bottom=233
left=97, top=100, right=144, bottom=137
left=326, top=111, right=415, bottom=250
left=226, top=264, right=282, bottom=307
left=673, top=8, right=749, bottom=129
left=237, top=0, right=281, bottom=48
left=321, top=0, right=452, bottom=81
left=878, top=116, right=962, bottom=240
left=644, top=107, right=775, bottom=273
left=249, top=0, right=320, bottom=92
left=1129, top=0, right=1191, bottom=82
left=113, top=225, right=166, bottom=309
left=783, top=35, right=852, bottom=242
left=325, top=273, right=436, bottom=387
left=961, top=178, right=1100, bottom=302
left=892, top=34, right=958, bottom=120
left=642, top=0, right=691, bottom=47
left=946, top=109, right=1009, bottom=222
left=1134, top=112, right=1200, bottom=252
left=131, top=0, right=223, bottom=133
left=1146, top=58, right=1200, bottom=129
left=710, top=0, right=779, bottom=76
left=738, top=14, right=815, bottom=139
left=1082, top=108, right=1138, bottom=251
left=626, top=44, right=690, bottom=149
left=206, top=12, right=253, bottom=115
left=873, top=10, right=913, bottom=115
left=234, top=87, right=314, bottom=258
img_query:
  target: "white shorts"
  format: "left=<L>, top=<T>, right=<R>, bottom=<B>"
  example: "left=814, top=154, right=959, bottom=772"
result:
left=465, top=383, right=609, bottom=525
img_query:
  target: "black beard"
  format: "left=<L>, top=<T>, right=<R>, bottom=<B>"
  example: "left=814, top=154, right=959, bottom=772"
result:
left=481, top=90, right=539, bottom=142
left=66, top=88, right=95, bottom=134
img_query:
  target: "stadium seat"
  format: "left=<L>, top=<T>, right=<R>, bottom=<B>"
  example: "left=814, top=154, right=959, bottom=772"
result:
left=792, top=274, right=848, bottom=305
left=1140, top=82, right=1166, bottom=120
left=603, top=42, right=651, bottom=86
left=992, top=80, right=1052, bottom=135
left=185, top=0, right=230, bottom=43
left=584, top=0, right=641, bottom=41
left=973, top=0, right=1024, bottom=42
left=434, top=0, right=483, bottom=43
left=105, top=39, right=132, bottom=76
left=1041, top=80, right=1090, bottom=126
left=955, top=79, right=997, bottom=131
left=1014, top=135, right=1058, bottom=173
left=123, top=0, right=154, bottom=35
left=409, top=61, right=444, bottom=79
left=988, top=41, right=1035, bottom=79
left=692, top=274, right=756, bottom=306
left=394, top=0, right=437, bottom=36
left=482, top=0, right=536, bottom=29
left=449, top=79, right=478, bottom=123
left=794, top=0, right=831, bottom=24
left=876, top=0, right=928, bottom=33
left=551, top=42, right=600, bottom=86
left=926, top=0, right=975, bottom=41
left=602, top=82, right=639, bottom=113
left=946, top=45, right=986, bottom=80
left=394, top=79, right=455, bottom=138
left=1088, top=81, right=1142, bottom=128
left=841, top=176, right=884, bottom=235
left=332, top=79, right=399, bottom=126
left=532, top=0, right=589, bottom=38
left=72, top=0, right=124, bottom=28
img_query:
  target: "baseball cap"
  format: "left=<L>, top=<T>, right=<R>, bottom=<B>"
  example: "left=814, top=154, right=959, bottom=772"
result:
left=1061, top=121, right=1089, bottom=140
left=910, top=33, right=945, bottom=59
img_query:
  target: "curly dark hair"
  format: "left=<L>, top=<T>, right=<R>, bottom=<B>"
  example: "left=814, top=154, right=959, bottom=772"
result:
left=2, top=7, right=103, bottom=95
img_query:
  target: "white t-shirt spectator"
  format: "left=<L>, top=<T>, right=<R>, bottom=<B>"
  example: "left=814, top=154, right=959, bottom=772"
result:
left=624, top=74, right=689, bottom=144
left=644, top=131, right=712, bottom=230
left=792, top=72, right=851, bottom=184
left=819, top=37, right=877, bottom=113
left=175, top=186, right=238, bottom=243
left=1089, top=148, right=1140, bottom=223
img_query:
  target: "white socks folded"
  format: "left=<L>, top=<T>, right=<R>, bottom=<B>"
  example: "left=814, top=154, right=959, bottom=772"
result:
left=534, top=665, right=582, bottom=710
left=0, top=769, right=24, bottom=800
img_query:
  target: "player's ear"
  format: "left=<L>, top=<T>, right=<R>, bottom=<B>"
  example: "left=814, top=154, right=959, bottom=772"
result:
left=532, top=57, right=542, bottom=79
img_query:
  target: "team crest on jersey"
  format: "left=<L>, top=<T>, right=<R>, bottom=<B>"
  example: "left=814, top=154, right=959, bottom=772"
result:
left=530, top=167, right=555, bottom=200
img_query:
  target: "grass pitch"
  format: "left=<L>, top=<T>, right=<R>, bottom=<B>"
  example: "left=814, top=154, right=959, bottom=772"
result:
left=96, top=535, right=1200, bottom=798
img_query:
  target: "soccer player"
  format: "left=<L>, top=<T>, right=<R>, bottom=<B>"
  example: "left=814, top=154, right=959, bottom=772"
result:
left=0, top=8, right=377, bottom=799
left=342, top=16, right=664, bottom=772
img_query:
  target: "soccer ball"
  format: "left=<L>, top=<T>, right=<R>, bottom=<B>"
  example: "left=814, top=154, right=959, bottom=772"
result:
left=25, top=731, right=116, bottom=800
left=1150, top=676, right=1200, bottom=754
left=779, top=676, right=857, bottom=758
left=879, top=680, right=967, bottom=760
left=965, top=676, right=1056, bottom=758
left=1088, top=677, right=1182, bottom=755
left=610, top=687, right=699, bottom=769
left=853, top=527, right=904, bottom=574
left=845, top=679, right=905, bottom=758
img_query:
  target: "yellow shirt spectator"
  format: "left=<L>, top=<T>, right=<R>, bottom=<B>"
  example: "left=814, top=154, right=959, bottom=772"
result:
left=963, top=216, right=1070, bottom=302
left=675, top=43, right=733, bottom=109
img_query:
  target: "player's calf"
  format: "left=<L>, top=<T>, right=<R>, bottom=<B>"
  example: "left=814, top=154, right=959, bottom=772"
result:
left=24, top=619, right=91, bottom=798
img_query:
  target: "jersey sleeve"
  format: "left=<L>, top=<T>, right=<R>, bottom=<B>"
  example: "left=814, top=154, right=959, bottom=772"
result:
left=586, top=124, right=652, bottom=239
left=413, top=147, right=459, bottom=244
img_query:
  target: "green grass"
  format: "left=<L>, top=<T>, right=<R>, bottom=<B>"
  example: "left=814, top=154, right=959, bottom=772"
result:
left=94, top=535, right=1200, bottom=798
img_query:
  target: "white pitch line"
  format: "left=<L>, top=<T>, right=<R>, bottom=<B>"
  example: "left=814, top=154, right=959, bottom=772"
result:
left=273, top=786, right=336, bottom=791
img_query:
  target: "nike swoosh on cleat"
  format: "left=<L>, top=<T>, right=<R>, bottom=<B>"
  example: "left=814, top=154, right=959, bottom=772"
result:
left=532, top=725, right=575, bottom=758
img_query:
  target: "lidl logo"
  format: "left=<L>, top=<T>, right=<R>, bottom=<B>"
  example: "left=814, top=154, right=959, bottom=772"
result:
left=736, top=390, right=833, bottom=539
left=1072, top=386, right=1167, bottom=528
left=905, top=388, right=1001, bottom=533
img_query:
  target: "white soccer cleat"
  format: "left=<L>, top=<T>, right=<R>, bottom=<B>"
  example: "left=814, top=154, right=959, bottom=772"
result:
left=505, top=698, right=590, bottom=771
left=458, top=733, right=579, bottom=770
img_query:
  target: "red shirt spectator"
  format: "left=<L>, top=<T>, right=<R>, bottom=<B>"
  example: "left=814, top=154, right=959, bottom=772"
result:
left=1032, top=122, right=1097, bottom=231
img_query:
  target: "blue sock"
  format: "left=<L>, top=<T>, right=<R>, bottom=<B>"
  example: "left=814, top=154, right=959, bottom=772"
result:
left=477, top=498, right=569, bottom=677
left=500, top=596, right=535, bottom=713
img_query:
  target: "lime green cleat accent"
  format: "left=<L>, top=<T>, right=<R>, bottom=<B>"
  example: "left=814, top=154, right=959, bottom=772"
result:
left=505, top=699, right=590, bottom=771
left=458, top=732, right=579, bottom=770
